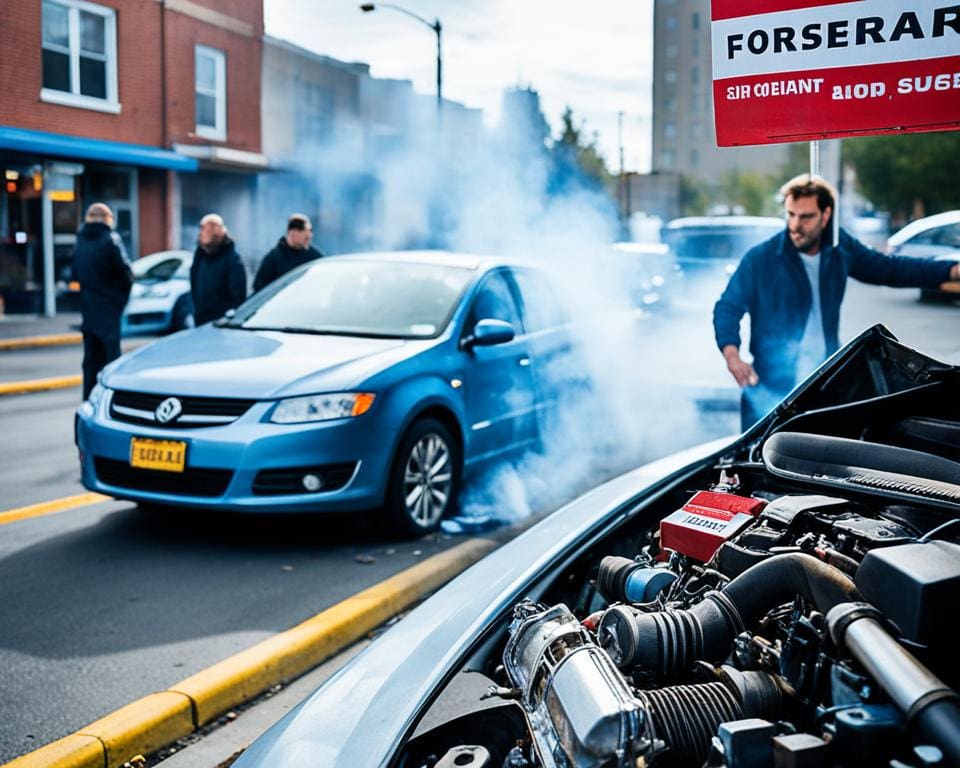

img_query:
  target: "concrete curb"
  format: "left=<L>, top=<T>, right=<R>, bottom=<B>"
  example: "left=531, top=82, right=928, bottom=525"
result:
left=0, top=333, right=82, bottom=351
left=4, top=536, right=498, bottom=768
left=0, top=375, right=82, bottom=396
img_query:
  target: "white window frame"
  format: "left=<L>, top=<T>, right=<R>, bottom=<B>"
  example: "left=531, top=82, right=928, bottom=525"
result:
left=195, top=45, right=227, bottom=141
left=40, top=0, right=120, bottom=114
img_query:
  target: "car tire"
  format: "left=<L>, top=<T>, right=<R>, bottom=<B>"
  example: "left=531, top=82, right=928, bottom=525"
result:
left=384, top=418, right=461, bottom=537
left=171, top=296, right=195, bottom=332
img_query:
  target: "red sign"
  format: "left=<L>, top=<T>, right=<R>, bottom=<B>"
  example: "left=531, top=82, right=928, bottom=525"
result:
left=711, top=0, right=960, bottom=146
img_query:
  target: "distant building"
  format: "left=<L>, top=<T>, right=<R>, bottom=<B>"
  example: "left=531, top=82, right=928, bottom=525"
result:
left=0, top=0, right=263, bottom=315
left=651, top=0, right=789, bottom=182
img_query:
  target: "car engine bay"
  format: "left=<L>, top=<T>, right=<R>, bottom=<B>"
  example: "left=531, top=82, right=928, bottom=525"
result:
left=401, top=334, right=960, bottom=768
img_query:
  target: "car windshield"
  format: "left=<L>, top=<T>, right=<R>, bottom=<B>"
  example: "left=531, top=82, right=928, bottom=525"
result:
left=132, top=255, right=188, bottom=282
left=231, top=258, right=475, bottom=338
left=664, top=225, right=782, bottom=262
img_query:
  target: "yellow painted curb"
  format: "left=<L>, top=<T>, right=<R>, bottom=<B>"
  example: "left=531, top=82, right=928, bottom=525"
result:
left=2, top=734, right=104, bottom=768
left=4, top=536, right=498, bottom=768
left=0, top=333, right=83, bottom=351
left=172, top=536, right=497, bottom=724
left=0, top=375, right=82, bottom=396
left=82, top=692, right=194, bottom=768
left=0, top=493, right=111, bottom=527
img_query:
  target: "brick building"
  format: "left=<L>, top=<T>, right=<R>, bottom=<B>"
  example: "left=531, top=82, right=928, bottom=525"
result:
left=0, top=0, right=262, bottom=315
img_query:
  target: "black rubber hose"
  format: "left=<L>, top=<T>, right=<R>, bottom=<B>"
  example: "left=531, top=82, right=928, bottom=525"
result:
left=915, top=699, right=960, bottom=767
left=598, top=553, right=861, bottom=674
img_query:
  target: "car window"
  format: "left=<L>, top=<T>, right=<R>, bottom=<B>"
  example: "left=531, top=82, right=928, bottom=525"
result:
left=664, top=226, right=781, bottom=261
left=233, top=259, right=474, bottom=339
left=134, top=258, right=181, bottom=282
left=909, top=223, right=960, bottom=248
left=513, top=269, right=566, bottom=332
left=464, top=271, right=522, bottom=333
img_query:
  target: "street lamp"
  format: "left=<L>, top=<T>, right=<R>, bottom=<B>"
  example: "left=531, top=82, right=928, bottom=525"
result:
left=359, top=3, right=442, bottom=110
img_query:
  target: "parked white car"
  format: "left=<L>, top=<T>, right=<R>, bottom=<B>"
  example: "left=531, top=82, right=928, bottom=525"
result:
left=887, top=210, right=960, bottom=300
left=122, top=250, right=194, bottom=335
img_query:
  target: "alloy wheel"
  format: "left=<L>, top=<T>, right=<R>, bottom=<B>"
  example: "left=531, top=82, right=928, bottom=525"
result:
left=402, top=433, right=452, bottom=527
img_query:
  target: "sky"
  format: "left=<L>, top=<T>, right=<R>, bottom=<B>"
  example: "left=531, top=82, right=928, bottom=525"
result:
left=264, top=0, right=655, bottom=172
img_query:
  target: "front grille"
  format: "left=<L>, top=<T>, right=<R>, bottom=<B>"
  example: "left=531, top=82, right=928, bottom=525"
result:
left=110, top=390, right=256, bottom=429
left=252, top=462, right=358, bottom=495
left=94, top=458, right=233, bottom=497
left=126, top=312, right=166, bottom=325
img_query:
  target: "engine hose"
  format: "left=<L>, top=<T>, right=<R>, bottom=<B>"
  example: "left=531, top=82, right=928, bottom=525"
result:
left=637, top=670, right=782, bottom=768
left=598, top=553, right=861, bottom=674
left=828, top=602, right=960, bottom=767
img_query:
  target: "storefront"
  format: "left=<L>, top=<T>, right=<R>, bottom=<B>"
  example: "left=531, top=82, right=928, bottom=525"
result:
left=0, top=126, right=196, bottom=316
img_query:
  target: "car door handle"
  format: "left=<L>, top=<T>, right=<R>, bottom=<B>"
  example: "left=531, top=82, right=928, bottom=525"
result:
left=518, top=356, right=531, bottom=367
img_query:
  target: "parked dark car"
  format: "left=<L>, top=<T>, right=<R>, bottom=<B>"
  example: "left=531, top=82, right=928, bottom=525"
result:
left=663, top=215, right=784, bottom=281
left=235, top=324, right=960, bottom=768
left=78, top=251, right=581, bottom=536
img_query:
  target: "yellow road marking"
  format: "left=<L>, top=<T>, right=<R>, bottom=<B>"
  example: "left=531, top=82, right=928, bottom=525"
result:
left=5, top=537, right=498, bottom=768
left=0, top=333, right=83, bottom=351
left=0, top=375, right=82, bottom=396
left=0, top=492, right=110, bottom=526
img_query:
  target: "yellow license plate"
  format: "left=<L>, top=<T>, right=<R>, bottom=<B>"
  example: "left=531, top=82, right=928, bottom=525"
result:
left=130, top=437, right=187, bottom=473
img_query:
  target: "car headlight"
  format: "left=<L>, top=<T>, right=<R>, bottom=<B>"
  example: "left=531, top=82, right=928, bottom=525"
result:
left=87, top=382, right=109, bottom=409
left=270, top=392, right=376, bottom=424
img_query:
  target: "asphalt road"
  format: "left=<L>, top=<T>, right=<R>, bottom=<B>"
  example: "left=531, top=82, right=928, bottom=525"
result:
left=0, top=283, right=956, bottom=764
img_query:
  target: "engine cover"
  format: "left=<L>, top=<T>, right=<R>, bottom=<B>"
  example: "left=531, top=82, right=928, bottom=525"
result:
left=660, top=491, right=766, bottom=562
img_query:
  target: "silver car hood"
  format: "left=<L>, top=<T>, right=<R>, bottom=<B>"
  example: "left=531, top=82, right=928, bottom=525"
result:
left=233, top=437, right=729, bottom=768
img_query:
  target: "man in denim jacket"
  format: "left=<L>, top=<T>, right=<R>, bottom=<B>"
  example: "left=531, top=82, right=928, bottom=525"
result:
left=714, top=174, right=960, bottom=431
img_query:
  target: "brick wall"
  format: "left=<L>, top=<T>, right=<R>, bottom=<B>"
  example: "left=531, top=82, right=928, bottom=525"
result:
left=0, top=1, right=164, bottom=146
left=138, top=169, right=168, bottom=255
left=163, top=2, right=262, bottom=152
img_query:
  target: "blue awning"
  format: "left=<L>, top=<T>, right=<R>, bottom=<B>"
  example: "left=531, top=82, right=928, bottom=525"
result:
left=0, top=126, right=198, bottom=172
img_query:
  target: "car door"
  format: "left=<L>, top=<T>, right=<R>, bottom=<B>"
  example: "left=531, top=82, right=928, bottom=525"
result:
left=461, top=269, right=537, bottom=463
left=512, top=268, right=581, bottom=442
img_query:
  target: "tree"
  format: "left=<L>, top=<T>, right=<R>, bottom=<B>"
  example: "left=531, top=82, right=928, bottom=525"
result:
left=844, top=131, right=960, bottom=220
left=548, top=106, right=613, bottom=195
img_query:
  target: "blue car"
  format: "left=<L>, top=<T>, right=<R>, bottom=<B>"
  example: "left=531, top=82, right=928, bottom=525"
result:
left=76, top=251, right=576, bottom=535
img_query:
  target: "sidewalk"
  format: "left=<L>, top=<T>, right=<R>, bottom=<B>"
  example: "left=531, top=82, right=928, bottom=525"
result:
left=0, top=312, right=82, bottom=340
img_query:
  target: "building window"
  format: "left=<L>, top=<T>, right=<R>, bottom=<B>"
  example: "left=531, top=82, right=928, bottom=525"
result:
left=659, top=150, right=675, bottom=169
left=195, top=45, right=227, bottom=140
left=692, top=37, right=701, bottom=57
left=664, top=70, right=677, bottom=84
left=665, top=15, right=678, bottom=30
left=664, top=122, right=676, bottom=140
left=691, top=12, right=700, bottom=30
left=690, top=149, right=700, bottom=166
left=665, top=44, right=678, bottom=58
left=691, top=67, right=700, bottom=85
left=41, top=0, right=119, bottom=113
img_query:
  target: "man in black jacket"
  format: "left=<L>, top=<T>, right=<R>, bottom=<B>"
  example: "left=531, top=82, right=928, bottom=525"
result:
left=190, top=213, right=247, bottom=326
left=714, top=174, right=960, bottom=430
left=253, top=213, right=323, bottom=292
left=72, top=203, right=132, bottom=399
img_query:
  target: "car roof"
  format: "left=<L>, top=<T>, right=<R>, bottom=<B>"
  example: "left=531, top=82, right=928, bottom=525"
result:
left=134, top=249, right=192, bottom=266
left=887, top=210, right=960, bottom=247
left=612, top=241, right=670, bottom=254
left=664, top=216, right=784, bottom=230
left=327, top=249, right=536, bottom=272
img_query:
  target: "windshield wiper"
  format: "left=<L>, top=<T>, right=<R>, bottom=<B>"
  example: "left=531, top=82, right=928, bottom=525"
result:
left=240, top=325, right=406, bottom=339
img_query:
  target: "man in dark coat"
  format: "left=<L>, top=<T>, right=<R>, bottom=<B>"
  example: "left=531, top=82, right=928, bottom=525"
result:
left=72, top=202, right=132, bottom=400
left=189, top=213, right=247, bottom=326
left=253, top=213, right=323, bottom=292
left=714, top=174, right=960, bottom=431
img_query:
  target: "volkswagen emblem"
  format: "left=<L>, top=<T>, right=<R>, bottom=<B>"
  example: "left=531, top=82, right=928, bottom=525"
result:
left=155, top=397, right=183, bottom=424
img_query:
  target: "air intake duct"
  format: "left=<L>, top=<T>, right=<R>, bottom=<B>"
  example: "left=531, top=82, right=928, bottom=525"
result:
left=598, top=553, right=860, bottom=675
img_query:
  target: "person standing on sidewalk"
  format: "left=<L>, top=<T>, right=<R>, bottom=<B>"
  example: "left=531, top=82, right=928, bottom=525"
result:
left=72, top=203, right=132, bottom=400
left=253, top=213, right=324, bottom=292
left=190, top=214, right=247, bottom=326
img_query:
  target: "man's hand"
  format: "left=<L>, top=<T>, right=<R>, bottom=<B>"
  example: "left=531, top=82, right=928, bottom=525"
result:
left=938, top=262, right=960, bottom=293
left=722, top=344, right=759, bottom=388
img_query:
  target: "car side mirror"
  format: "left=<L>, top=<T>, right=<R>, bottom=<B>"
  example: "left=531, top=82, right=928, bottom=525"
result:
left=461, top=318, right=515, bottom=350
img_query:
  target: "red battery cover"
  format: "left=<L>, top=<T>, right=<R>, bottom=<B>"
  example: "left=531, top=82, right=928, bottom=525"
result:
left=659, top=491, right=767, bottom=562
